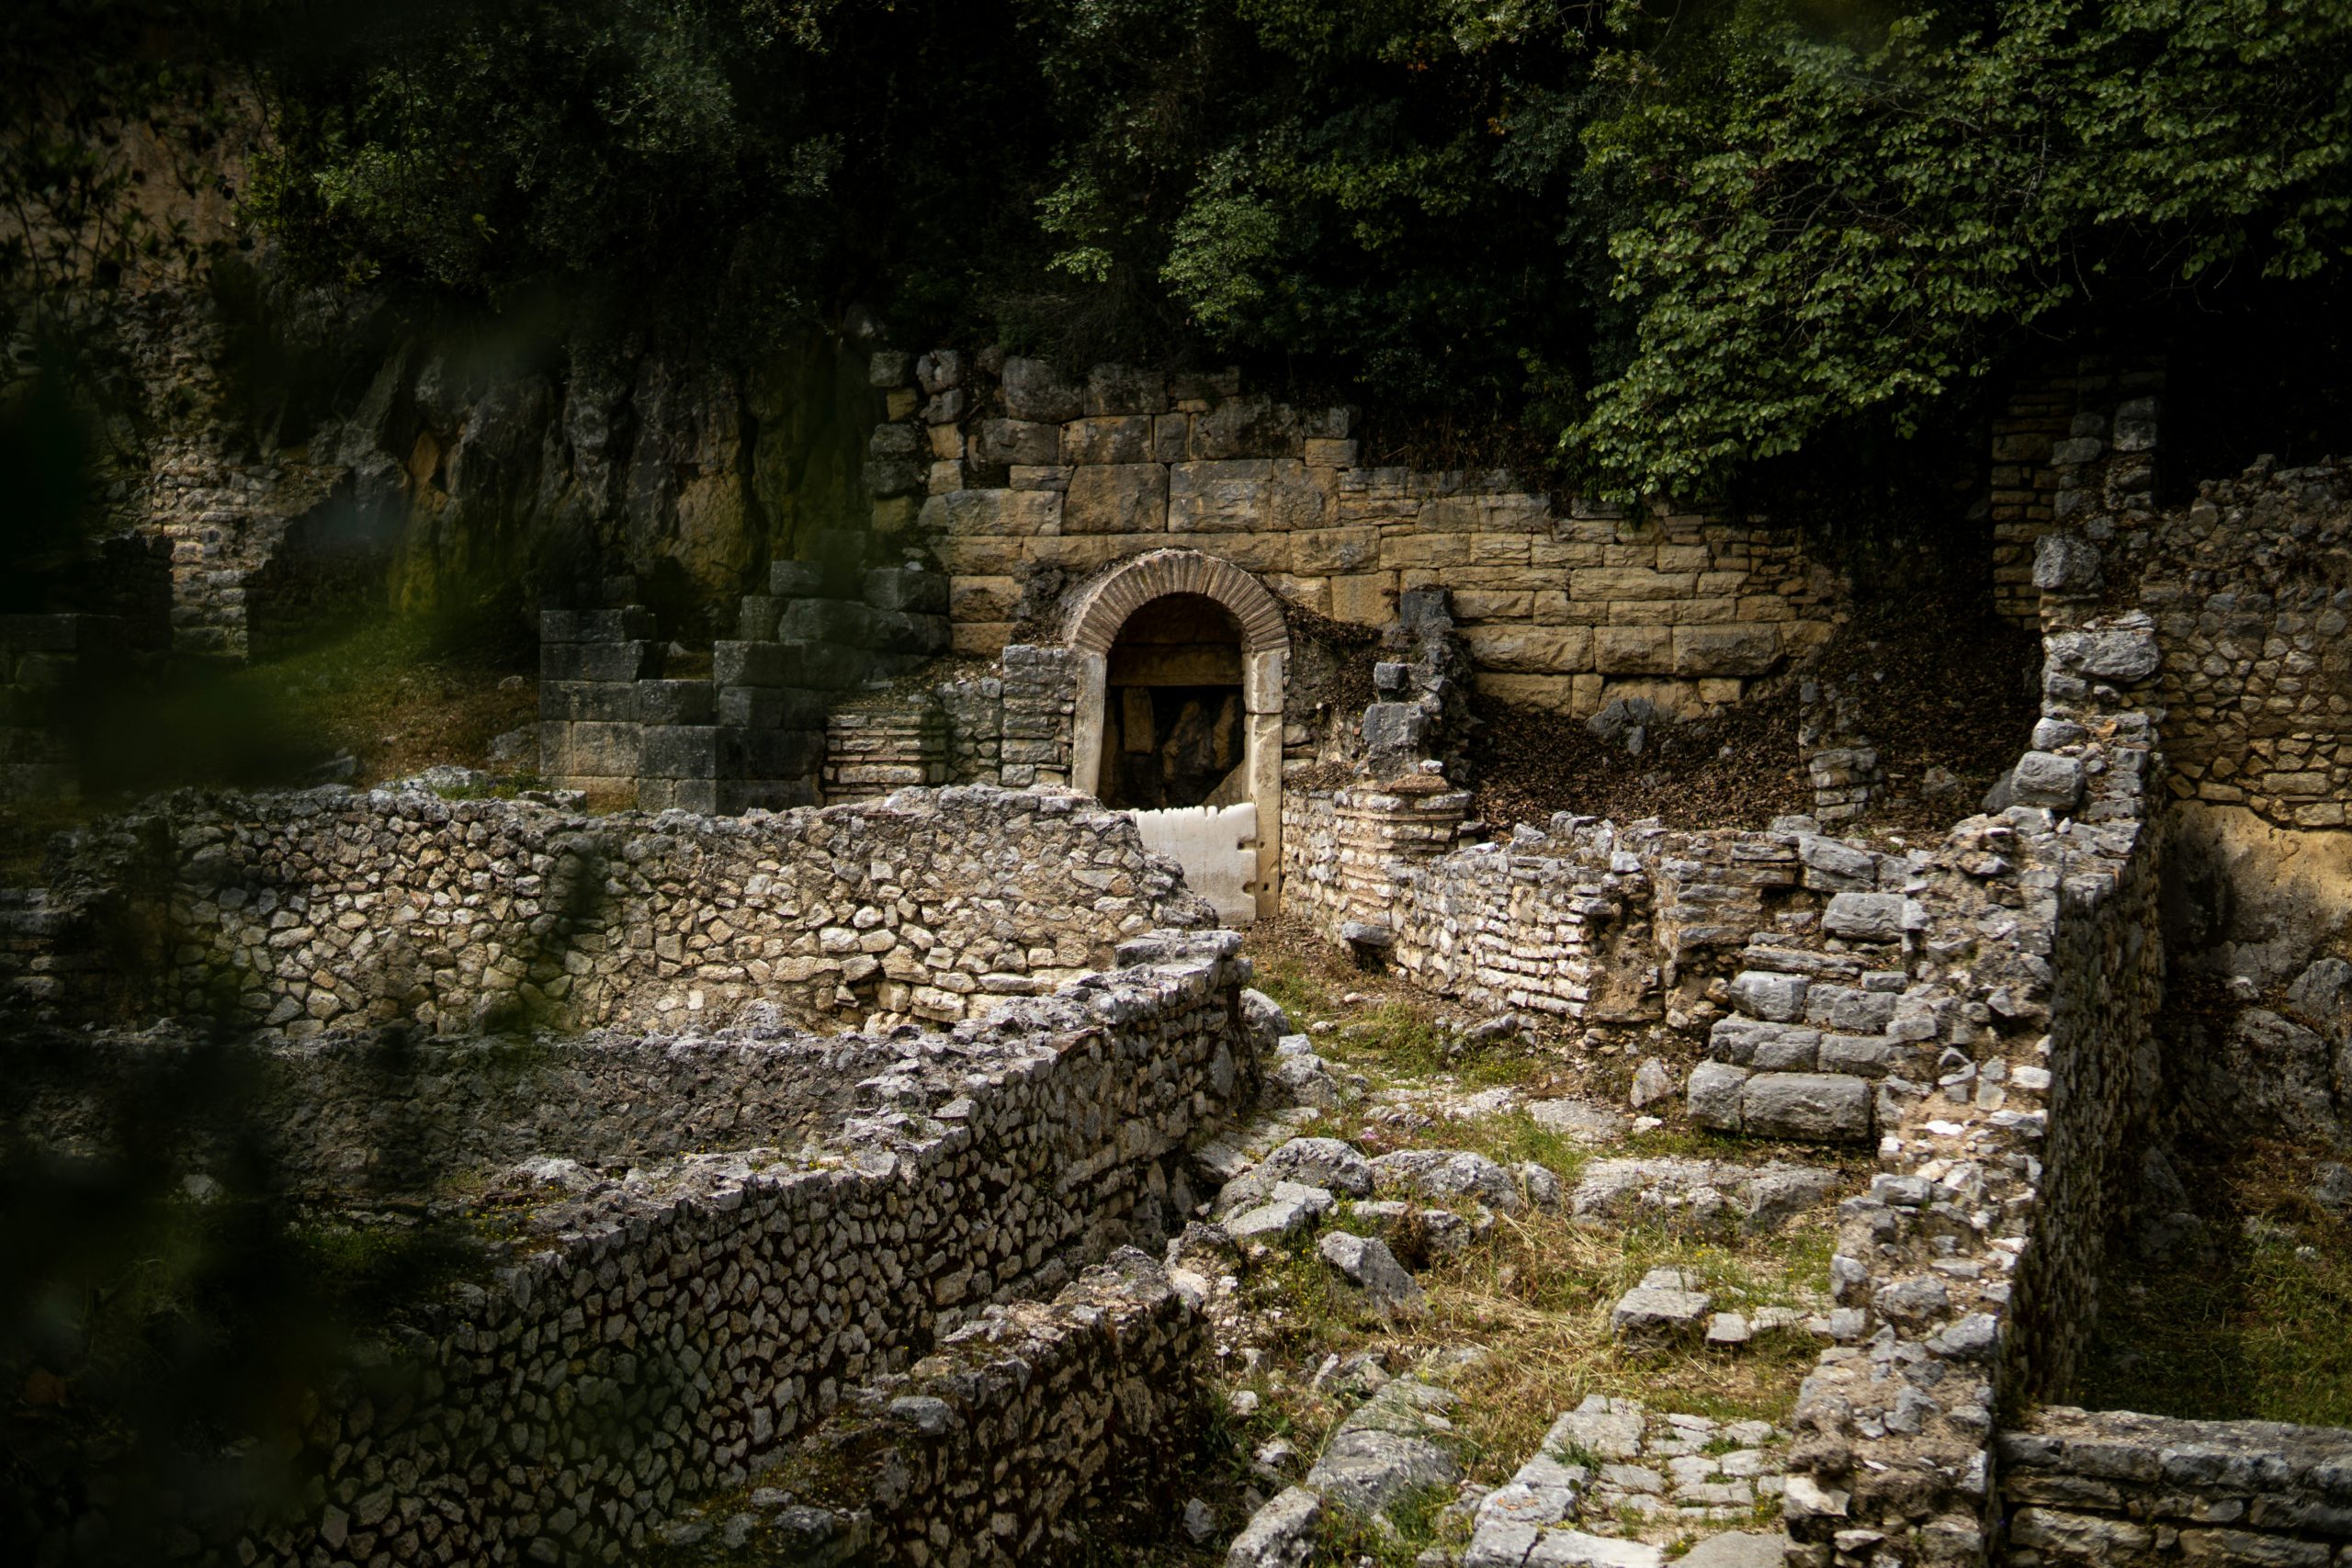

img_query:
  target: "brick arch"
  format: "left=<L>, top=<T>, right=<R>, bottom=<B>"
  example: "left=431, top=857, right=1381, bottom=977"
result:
left=1065, top=549, right=1291, bottom=659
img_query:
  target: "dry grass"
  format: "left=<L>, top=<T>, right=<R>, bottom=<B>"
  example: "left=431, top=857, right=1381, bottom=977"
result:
left=1420, top=1209, right=1832, bottom=1483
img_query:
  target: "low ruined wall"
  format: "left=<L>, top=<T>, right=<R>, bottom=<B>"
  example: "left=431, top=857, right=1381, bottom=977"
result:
left=2132, top=458, right=2352, bottom=831
left=1989, top=355, right=2163, bottom=626
left=1997, top=1407, right=2352, bottom=1568
left=7, top=783, right=1211, bottom=1033
left=724, top=1252, right=1207, bottom=1566
left=1279, top=780, right=1474, bottom=944
left=1379, top=818, right=1634, bottom=1021
left=6, top=1024, right=906, bottom=1203
left=12, top=931, right=1252, bottom=1566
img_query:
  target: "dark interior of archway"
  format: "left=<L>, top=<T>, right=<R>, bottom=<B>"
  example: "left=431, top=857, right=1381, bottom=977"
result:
left=1098, top=592, right=1247, bottom=810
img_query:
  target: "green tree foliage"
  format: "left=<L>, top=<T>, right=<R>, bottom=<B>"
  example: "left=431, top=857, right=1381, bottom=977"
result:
left=10, top=0, right=2352, bottom=497
left=1577, top=0, right=2352, bottom=495
left=1019, top=0, right=1604, bottom=413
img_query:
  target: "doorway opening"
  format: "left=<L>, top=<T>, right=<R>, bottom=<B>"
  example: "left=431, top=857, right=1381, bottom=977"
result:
left=1098, top=593, right=1248, bottom=811
left=1065, top=548, right=1290, bottom=922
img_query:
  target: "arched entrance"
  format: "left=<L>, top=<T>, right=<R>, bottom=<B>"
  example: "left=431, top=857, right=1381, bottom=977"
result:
left=1066, top=550, right=1288, bottom=922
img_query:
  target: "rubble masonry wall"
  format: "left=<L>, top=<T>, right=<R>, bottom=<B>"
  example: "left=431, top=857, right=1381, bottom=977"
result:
left=4, top=783, right=1211, bottom=1032
left=7, top=930, right=1254, bottom=1567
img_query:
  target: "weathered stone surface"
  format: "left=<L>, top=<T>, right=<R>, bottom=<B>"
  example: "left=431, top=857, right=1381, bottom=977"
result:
left=1686, top=1062, right=1749, bottom=1131
left=2010, top=750, right=2086, bottom=809
left=1226, top=1486, right=1322, bottom=1568
left=1304, top=1379, right=1464, bottom=1520
left=1226, top=1181, right=1338, bottom=1243
left=1611, top=1269, right=1713, bottom=1337
left=1740, top=1073, right=1871, bottom=1142
left=1370, top=1148, right=1527, bottom=1213
left=1317, top=1231, right=1428, bottom=1317
left=1822, top=892, right=1908, bottom=942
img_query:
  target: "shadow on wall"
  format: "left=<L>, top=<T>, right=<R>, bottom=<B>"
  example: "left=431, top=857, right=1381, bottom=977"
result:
left=2159, top=800, right=2352, bottom=1145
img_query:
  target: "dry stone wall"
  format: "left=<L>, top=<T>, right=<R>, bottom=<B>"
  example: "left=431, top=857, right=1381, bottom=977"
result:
left=1990, top=356, right=2165, bottom=626
left=2131, top=459, right=2352, bottom=830
left=1773, top=602, right=2166, bottom=1568
left=9, top=1022, right=904, bottom=1205
left=1996, top=1407, right=2352, bottom=1568
left=869, top=351, right=1842, bottom=722
left=673, top=1252, right=1208, bottom=1566
left=6, top=784, right=1212, bottom=1033
left=8, top=930, right=1253, bottom=1567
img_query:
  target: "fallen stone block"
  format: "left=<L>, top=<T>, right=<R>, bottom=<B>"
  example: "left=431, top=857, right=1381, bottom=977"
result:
left=1303, top=1378, right=1464, bottom=1520
left=1224, top=1181, right=1335, bottom=1244
left=1610, top=1269, right=1713, bottom=1337
left=1225, top=1485, right=1321, bottom=1568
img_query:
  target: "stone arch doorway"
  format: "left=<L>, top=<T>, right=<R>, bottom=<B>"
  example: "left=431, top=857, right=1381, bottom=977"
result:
left=1067, top=550, right=1288, bottom=921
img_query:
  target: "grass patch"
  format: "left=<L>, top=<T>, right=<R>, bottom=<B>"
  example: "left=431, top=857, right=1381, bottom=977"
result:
left=1420, top=1210, right=1832, bottom=1482
left=81, top=609, right=537, bottom=795
left=2075, top=1137, right=2352, bottom=1427
left=1237, top=1200, right=1832, bottom=1495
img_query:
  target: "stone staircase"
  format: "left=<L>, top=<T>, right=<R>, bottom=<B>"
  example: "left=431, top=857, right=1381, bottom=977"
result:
left=1461, top=1398, right=1789, bottom=1568
left=1683, top=830, right=1950, bottom=1145
left=539, top=529, right=950, bottom=810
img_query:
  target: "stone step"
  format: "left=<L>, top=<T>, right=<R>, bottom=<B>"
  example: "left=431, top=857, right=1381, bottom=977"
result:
left=1462, top=1397, right=1792, bottom=1568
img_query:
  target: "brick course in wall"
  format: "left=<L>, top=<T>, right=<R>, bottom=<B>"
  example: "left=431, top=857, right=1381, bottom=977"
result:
left=1996, top=1407, right=2352, bottom=1568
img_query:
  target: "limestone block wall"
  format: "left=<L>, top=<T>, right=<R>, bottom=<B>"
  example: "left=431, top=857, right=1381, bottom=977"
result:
left=1996, top=1407, right=2352, bottom=1568
left=7, top=784, right=1213, bottom=1034
left=2132, top=459, right=2352, bottom=829
left=539, top=556, right=952, bottom=811
left=9, top=931, right=1253, bottom=1566
left=871, top=351, right=1842, bottom=721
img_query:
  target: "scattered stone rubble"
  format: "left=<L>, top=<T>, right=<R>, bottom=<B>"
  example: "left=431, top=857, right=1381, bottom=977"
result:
left=1462, top=1398, right=1792, bottom=1568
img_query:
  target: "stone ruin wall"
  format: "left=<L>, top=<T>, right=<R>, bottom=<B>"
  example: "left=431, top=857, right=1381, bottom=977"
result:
left=13, top=1024, right=907, bottom=1204
left=2128, top=459, right=2352, bottom=831
left=3, top=783, right=1213, bottom=1034
left=1272, top=558, right=2198, bottom=1566
left=1996, top=1408, right=2352, bottom=1568
left=4, top=918, right=1258, bottom=1567
left=1990, top=355, right=2165, bottom=627
left=532, top=350, right=1851, bottom=821
left=748, top=1250, right=1208, bottom=1563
